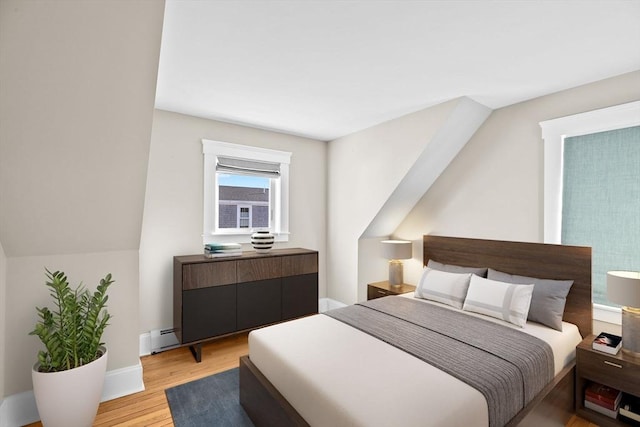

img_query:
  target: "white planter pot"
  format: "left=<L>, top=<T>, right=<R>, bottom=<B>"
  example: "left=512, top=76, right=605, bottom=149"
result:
left=32, top=348, right=107, bottom=427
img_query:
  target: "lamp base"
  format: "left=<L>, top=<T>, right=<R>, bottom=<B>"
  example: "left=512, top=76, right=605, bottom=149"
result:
left=388, top=260, right=403, bottom=287
left=621, top=306, right=640, bottom=358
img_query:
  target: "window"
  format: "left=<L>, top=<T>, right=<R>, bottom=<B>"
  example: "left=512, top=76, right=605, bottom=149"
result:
left=238, top=206, right=250, bottom=228
left=203, top=140, right=291, bottom=244
left=540, top=101, right=640, bottom=324
left=562, top=127, right=640, bottom=305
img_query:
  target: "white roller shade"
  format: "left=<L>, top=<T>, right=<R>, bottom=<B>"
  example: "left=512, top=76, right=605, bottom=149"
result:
left=216, top=156, right=280, bottom=178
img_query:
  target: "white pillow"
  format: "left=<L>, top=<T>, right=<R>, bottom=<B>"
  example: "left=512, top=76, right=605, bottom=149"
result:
left=415, top=267, right=472, bottom=309
left=462, top=275, right=534, bottom=328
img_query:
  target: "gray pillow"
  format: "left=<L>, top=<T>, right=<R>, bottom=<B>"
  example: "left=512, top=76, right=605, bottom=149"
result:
left=427, top=260, right=488, bottom=278
left=487, top=268, right=573, bottom=331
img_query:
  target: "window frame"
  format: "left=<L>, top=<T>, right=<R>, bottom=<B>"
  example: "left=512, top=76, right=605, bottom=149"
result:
left=540, top=100, right=640, bottom=324
left=202, top=139, right=291, bottom=244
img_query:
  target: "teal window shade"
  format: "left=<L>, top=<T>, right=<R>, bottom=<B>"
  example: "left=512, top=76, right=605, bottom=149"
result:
left=561, top=126, right=640, bottom=306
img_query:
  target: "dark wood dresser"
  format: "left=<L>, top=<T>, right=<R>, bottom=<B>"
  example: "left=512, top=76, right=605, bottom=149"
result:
left=174, top=248, right=318, bottom=361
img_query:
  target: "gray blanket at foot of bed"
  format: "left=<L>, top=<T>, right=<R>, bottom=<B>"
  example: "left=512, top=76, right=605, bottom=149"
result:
left=325, top=297, right=554, bottom=427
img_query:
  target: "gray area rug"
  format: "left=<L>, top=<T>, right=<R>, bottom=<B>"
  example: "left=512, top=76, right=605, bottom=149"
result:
left=165, top=368, right=254, bottom=427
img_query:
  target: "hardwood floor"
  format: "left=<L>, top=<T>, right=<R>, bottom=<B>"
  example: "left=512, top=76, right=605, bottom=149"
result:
left=25, top=332, right=597, bottom=426
left=25, top=333, right=248, bottom=427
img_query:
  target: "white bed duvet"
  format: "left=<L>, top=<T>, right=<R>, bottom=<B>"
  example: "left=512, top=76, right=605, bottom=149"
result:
left=248, top=295, right=582, bottom=427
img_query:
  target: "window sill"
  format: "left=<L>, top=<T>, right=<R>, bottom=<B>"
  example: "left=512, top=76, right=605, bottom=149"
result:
left=593, top=303, right=622, bottom=325
left=203, top=232, right=289, bottom=245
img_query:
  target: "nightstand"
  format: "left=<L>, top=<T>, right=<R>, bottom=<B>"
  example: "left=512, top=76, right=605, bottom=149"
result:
left=575, top=334, right=640, bottom=426
left=367, top=280, right=416, bottom=300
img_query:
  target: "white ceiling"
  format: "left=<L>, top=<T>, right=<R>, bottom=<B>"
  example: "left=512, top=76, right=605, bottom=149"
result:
left=155, top=1, right=640, bottom=141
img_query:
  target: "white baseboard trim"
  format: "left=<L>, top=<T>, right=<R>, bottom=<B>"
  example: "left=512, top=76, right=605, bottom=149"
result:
left=102, top=360, right=145, bottom=402
left=0, top=361, right=144, bottom=427
left=0, top=391, right=39, bottom=427
left=140, top=331, right=151, bottom=356
left=319, top=297, right=347, bottom=312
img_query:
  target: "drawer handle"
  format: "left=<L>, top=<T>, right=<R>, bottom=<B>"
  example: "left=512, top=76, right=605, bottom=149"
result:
left=604, top=360, right=623, bottom=369
left=377, top=290, right=387, bottom=294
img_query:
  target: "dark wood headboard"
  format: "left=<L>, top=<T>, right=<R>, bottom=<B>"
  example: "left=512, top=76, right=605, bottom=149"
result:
left=423, top=235, right=592, bottom=338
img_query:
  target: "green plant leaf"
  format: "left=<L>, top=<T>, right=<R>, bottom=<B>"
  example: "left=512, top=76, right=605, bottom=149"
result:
left=29, top=269, right=114, bottom=372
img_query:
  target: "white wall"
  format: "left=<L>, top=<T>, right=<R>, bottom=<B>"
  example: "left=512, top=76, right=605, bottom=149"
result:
left=0, top=241, right=6, bottom=399
left=0, top=0, right=164, bottom=398
left=139, top=110, right=327, bottom=333
left=5, top=250, right=140, bottom=395
left=393, top=71, right=640, bottom=286
left=0, top=0, right=163, bottom=257
left=327, top=98, right=491, bottom=304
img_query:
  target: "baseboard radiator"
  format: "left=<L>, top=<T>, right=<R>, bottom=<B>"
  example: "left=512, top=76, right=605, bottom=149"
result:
left=150, top=328, right=180, bottom=354
left=150, top=299, right=344, bottom=354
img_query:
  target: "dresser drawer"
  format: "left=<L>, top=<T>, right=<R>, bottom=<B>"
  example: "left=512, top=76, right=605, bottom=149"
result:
left=577, top=347, right=640, bottom=396
left=282, top=253, right=318, bottom=276
left=237, top=257, right=282, bottom=282
left=182, top=261, right=236, bottom=290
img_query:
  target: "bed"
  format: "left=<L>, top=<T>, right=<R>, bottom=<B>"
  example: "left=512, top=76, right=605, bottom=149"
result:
left=239, top=235, right=592, bottom=426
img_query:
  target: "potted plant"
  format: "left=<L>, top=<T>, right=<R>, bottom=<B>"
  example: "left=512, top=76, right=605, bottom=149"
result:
left=29, top=269, right=114, bottom=427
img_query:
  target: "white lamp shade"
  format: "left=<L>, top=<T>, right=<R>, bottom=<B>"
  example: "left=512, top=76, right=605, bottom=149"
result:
left=381, top=240, right=412, bottom=260
left=607, top=271, right=640, bottom=308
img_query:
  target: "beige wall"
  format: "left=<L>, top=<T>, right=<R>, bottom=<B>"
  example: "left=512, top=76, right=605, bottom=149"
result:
left=5, top=250, right=140, bottom=395
left=327, top=98, right=492, bottom=304
left=0, top=241, right=6, bottom=399
left=139, top=110, right=327, bottom=333
left=0, top=0, right=163, bottom=257
left=594, top=319, right=621, bottom=337
left=394, top=71, right=640, bottom=286
left=0, top=0, right=164, bottom=397
left=327, top=99, right=463, bottom=304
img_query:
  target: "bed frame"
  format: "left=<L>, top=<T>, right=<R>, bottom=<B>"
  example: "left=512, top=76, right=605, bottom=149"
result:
left=240, top=235, right=592, bottom=427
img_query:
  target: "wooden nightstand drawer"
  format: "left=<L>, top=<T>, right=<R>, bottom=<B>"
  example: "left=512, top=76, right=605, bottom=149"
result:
left=575, top=334, right=640, bottom=426
left=367, top=281, right=416, bottom=300
left=368, top=286, right=393, bottom=300
left=577, top=346, right=640, bottom=396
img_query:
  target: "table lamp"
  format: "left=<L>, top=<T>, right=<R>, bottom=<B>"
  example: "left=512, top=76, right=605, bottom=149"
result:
left=607, top=271, right=640, bottom=357
left=381, top=240, right=412, bottom=287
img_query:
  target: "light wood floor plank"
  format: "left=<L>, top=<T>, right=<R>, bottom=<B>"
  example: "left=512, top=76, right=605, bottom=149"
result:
left=24, top=331, right=593, bottom=426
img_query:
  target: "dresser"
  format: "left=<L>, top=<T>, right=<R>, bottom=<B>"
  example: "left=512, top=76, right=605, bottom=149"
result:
left=174, top=248, right=318, bottom=361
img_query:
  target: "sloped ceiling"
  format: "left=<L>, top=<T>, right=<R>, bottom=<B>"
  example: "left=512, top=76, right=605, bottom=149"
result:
left=0, top=1, right=166, bottom=257
left=155, top=0, right=640, bottom=141
left=363, top=97, right=492, bottom=238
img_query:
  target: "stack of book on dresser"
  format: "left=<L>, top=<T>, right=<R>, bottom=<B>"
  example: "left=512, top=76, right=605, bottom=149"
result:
left=204, top=243, right=242, bottom=258
left=584, top=382, right=622, bottom=419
